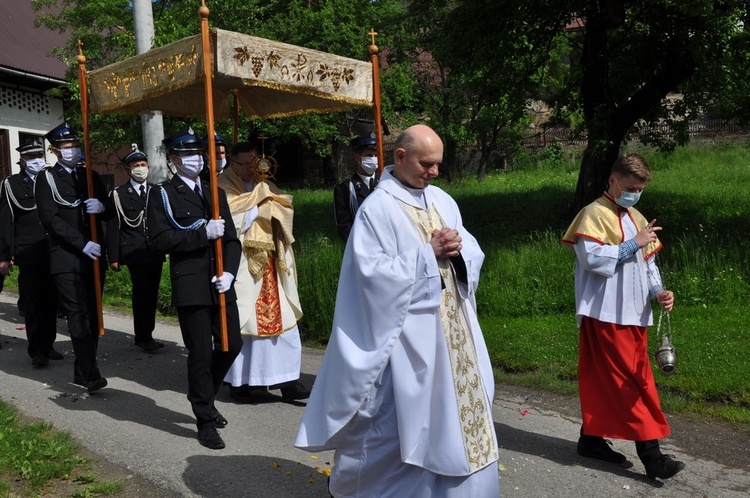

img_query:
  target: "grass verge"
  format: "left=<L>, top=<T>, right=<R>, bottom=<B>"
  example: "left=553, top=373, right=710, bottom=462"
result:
left=0, top=397, right=123, bottom=497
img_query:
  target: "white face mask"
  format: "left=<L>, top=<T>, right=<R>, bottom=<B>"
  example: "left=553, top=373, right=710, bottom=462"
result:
left=58, top=147, right=81, bottom=167
left=614, top=178, right=642, bottom=208
left=24, top=158, right=47, bottom=176
left=175, top=154, right=203, bottom=178
left=360, top=156, right=378, bottom=175
left=130, top=165, right=149, bottom=183
left=218, top=157, right=227, bottom=172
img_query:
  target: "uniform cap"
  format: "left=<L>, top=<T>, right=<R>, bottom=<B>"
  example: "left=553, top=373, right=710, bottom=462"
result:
left=45, top=122, right=80, bottom=145
left=16, top=137, right=45, bottom=155
left=123, top=144, right=148, bottom=164
left=350, top=133, right=377, bottom=151
left=162, top=126, right=203, bottom=153
left=202, top=132, right=226, bottom=149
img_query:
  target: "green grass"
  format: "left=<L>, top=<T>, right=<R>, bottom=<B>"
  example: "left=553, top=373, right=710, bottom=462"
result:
left=0, top=398, right=123, bottom=496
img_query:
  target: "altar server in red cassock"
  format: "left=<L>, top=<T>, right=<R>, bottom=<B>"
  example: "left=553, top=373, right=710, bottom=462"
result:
left=562, top=153, right=685, bottom=480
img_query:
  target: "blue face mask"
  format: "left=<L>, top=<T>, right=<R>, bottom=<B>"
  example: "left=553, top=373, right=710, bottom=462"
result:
left=614, top=178, right=641, bottom=208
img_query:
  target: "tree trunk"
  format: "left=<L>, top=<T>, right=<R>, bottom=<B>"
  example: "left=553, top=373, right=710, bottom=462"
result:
left=573, top=134, right=622, bottom=212
left=443, top=136, right=457, bottom=182
left=573, top=0, right=696, bottom=212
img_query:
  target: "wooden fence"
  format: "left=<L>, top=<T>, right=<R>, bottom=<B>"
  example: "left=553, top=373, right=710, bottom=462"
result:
left=519, top=118, right=750, bottom=149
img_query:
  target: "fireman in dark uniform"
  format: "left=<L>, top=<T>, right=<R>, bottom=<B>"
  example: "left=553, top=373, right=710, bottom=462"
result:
left=34, top=122, right=111, bottom=392
left=106, top=145, right=165, bottom=351
left=0, top=138, right=61, bottom=365
left=147, top=126, right=242, bottom=449
left=333, top=134, right=379, bottom=242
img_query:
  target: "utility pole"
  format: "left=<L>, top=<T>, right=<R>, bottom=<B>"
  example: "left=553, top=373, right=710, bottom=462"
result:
left=132, top=0, right=167, bottom=182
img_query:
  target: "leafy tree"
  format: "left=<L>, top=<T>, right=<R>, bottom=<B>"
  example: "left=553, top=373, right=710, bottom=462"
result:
left=564, top=0, right=750, bottom=210
left=403, top=1, right=570, bottom=181
left=404, top=1, right=750, bottom=206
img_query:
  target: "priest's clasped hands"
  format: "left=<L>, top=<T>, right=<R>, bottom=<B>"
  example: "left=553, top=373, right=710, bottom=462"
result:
left=430, top=227, right=462, bottom=259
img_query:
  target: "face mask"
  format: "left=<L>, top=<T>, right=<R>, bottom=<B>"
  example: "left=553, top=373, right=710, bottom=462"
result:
left=614, top=178, right=641, bottom=208
left=24, top=158, right=46, bottom=176
left=360, top=156, right=378, bottom=175
left=58, top=147, right=81, bottom=167
left=218, top=157, right=227, bottom=172
left=175, top=154, right=203, bottom=178
left=130, top=166, right=149, bottom=183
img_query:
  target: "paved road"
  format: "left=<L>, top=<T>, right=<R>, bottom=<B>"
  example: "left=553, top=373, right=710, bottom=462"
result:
left=0, top=291, right=748, bottom=497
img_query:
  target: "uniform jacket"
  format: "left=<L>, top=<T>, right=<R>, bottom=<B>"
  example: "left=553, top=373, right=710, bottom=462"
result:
left=106, top=182, right=165, bottom=266
left=0, top=172, right=48, bottom=266
left=34, top=163, right=112, bottom=275
left=146, top=175, right=241, bottom=307
left=333, top=173, right=376, bottom=242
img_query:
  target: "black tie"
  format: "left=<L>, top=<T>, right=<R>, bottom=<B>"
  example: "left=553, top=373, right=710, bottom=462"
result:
left=71, top=169, right=80, bottom=186
left=139, top=185, right=147, bottom=201
left=369, top=177, right=374, bottom=190
left=195, top=184, right=210, bottom=212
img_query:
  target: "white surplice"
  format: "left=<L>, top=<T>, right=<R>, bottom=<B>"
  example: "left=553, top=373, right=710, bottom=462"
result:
left=220, top=176, right=303, bottom=387
left=573, top=214, right=663, bottom=328
left=295, top=167, right=499, bottom=489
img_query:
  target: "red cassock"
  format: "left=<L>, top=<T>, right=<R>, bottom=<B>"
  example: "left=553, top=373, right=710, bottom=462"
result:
left=578, top=316, right=671, bottom=441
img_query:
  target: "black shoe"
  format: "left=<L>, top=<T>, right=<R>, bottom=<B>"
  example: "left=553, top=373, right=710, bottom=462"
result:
left=32, top=354, right=49, bottom=367
left=645, top=454, right=686, bottom=479
left=211, top=408, right=228, bottom=428
left=87, top=377, right=108, bottom=393
left=46, top=349, right=64, bottom=360
left=229, top=385, right=258, bottom=404
left=135, top=340, right=164, bottom=352
left=198, top=426, right=225, bottom=449
left=280, top=382, right=311, bottom=401
left=577, top=436, right=627, bottom=464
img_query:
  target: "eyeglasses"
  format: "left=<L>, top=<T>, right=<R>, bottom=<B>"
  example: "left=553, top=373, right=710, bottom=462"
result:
left=231, top=158, right=256, bottom=168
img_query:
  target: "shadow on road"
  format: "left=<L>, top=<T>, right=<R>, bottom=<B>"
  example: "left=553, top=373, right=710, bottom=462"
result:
left=494, top=421, right=665, bottom=489
left=183, top=454, right=330, bottom=497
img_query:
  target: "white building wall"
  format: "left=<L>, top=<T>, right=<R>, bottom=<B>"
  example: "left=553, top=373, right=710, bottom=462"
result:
left=0, top=84, right=65, bottom=174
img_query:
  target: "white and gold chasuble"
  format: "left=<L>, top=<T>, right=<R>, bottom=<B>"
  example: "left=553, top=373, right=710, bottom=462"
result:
left=295, top=166, right=498, bottom=479
left=404, top=201, right=497, bottom=471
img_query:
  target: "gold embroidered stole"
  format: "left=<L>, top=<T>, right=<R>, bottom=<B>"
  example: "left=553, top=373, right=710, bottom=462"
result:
left=403, top=200, right=498, bottom=471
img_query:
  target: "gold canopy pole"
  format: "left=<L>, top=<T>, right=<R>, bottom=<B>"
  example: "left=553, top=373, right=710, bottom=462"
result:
left=76, top=40, right=105, bottom=336
left=199, top=1, right=228, bottom=351
left=369, top=29, right=385, bottom=176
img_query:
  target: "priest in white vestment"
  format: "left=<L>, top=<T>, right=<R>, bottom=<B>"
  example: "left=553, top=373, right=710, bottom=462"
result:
left=295, top=125, right=500, bottom=497
left=220, top=141, right=309, bottom=402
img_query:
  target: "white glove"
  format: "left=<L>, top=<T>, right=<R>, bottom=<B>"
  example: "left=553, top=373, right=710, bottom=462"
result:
left=241, top=206, right=259, bottom=234
left=212, top=272, right=234, bottom=293
left=84, top=198, right=105, bottom=214
left=82, top=241, right=102, bottom=260
left=205, top=219, right=225, bottom=240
